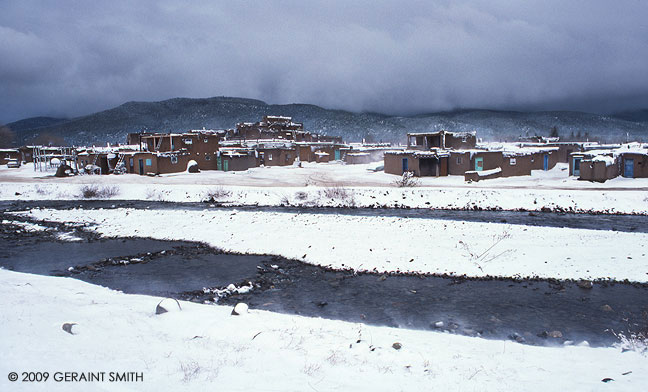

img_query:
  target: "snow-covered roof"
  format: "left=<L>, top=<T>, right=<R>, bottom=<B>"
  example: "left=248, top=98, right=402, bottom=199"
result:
left=466, top=167, right=502, bottom=176
left=408, top=130, right=476, bottom=137
left=591, top=155, right=617, bottom=166
left=385, top=149, right=451, bottom=158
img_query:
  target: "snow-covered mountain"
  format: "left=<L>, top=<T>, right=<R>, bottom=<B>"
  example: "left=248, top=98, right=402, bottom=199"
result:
left=7, top=96, right=648, bottom=146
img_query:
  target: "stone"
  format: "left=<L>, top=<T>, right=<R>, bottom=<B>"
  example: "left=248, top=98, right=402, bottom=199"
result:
left=62, top=322, right=77, bottom=335
left=392, top=342, right=402, bottom=350
left=577, top=280, right=593, bottom=289
left=433, top=321, right=444, bottom=328
left=231, top=302, right=249, bottom=316
left=548, top=330, right=563, bottom=338
left=601, top=304, right=613, bottom=312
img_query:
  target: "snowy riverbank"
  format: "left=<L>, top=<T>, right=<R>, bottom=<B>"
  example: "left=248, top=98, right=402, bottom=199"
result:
left=16, top=207, right=648, bottom=283
left=2, top=163, right=648, bottom=214
left=0, top=269, right=645, bottom=391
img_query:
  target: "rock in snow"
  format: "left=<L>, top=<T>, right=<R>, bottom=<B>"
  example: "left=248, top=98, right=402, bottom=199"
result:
left=61, top=322, right=77, bottom=335
left=231, top=302, right=249, bottom=316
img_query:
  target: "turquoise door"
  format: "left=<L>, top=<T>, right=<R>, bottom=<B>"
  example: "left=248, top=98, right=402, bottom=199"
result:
left=624, top=158, right=634, bottom=178
left=543, top=154, right=549, bottom=171
left=475, top=157, right=484, bottom=171
left=217, top=156, right=222, bottom=170
left=223, top=159, right=229, bottom=172
left=573, top=158, right=581, bottom=176
left=334, top=150, right=341, bottom=160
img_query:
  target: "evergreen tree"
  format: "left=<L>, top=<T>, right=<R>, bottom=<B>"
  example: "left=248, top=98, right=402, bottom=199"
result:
left=549, top=126, right=559, bottom=138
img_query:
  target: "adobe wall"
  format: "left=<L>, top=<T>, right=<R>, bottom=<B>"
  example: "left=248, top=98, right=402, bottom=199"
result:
left=621, top=153, right=648, bottom=178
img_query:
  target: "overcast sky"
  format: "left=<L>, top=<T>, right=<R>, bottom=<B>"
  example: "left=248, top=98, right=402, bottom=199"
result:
left=1, top=0, right=648, bottom=123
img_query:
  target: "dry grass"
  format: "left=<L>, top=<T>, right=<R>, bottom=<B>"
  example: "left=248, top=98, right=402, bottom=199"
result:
left=318, top=185, right=356, bottom=206
left=204, top=186, right=232, bottom=201
left=393, top=171, right=420, bottom=187
left=79, top=184, right=120, bottom=199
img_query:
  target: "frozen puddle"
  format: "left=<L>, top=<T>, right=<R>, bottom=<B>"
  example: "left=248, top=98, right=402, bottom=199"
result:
left=1, top=222, right=646, bottom=348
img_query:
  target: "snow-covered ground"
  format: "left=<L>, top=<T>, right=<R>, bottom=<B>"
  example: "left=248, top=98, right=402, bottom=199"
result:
left=18, top=207, right=648, bottom=283
left=0, top=269, right=645, bottom=392
left=3, top=161, right=648, bottom=390
left=1, top=163, right=648, bottom=213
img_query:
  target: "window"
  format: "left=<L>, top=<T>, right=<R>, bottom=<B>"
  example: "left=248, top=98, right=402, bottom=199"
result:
left=171, top=156, right=178, bottom=164
left=204, top=139, right=208, bottom=143
left=146, top=159, right=152, bottom=166
left=456, top=156, right=462, bottom=164
left=183, top=138, right=193, bottom=144
left=268, top=153, right=273, bottom=161
left=205, top=154, right=211, bottom=161
left=510, top=158, right=516, bottom=165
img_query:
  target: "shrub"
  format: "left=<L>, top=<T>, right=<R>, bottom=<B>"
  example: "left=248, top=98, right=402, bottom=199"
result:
left=318, top=185, right=355, bottom=206
left=204, top=186, right=232, bottom=201
left=612, top=329, right=648, bottom=355
left=393, top=171, right=420, bottom=187
left=79, top=184, right=120, bottom=199
left=294, top=191, right=308, bottom=200
left=145, top=187, right=163, bottom=201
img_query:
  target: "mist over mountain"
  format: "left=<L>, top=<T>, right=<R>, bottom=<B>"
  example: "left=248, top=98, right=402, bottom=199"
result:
left=6, top=96, right=648, bottom=147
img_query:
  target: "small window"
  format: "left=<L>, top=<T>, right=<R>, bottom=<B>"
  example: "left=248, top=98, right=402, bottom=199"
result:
left=171, top=156, right=178, bottom=164
left=205, top=155, right=211, bottom=161
left=183, top=138, right=193, bottom=144
left=146, top=159, right=152, bottom=166
left=510, top=158, right=516, bottom=165
left=204, top=139, right=208, bottom=143
left=268, top=153, right=273, bottom=161
left=456, top=156, right=462, bottom=164
left=462, top=135, right=468, bottom=142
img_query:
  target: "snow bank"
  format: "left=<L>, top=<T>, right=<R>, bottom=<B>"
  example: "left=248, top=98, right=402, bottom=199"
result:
left=0, top=269, right=645, bottom=391
left=20, top=208, right=648, bottom=282
left=1, top=163, right=647, bottom=214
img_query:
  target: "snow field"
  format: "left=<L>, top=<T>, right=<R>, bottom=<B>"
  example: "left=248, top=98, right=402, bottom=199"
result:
left=21, top=207, right=648, bottom=282
left=0, top=269, right=645, bottom=391
left=2, top=163, right=648, bottom=214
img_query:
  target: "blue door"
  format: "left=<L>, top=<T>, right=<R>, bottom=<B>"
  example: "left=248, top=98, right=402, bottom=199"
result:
left=475, top=157, right=484, bottom=171
left=402, top=158, right=408, bottom=172
left=573, top=158, right=581, bottom=176
left=624, top=158, right=634, bottom=178
left=543, top=154, right=549, bottom=171
left=334, top=150, right=341, bottom=161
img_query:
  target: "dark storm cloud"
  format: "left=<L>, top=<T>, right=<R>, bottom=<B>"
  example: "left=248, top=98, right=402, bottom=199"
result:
left=1, top=0, right=648, bottom=123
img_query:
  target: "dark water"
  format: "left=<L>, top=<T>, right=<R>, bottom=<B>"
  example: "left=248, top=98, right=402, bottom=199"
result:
left=1, top=219, right=646, bottom=347
left=2, top=199, right=647, bottom=233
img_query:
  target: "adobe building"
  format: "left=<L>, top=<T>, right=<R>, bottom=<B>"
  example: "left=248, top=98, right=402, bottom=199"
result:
left=296, top=142, right=347, bottom=162
left=343, top=143, right=396, bottom=164
left=618, top=150, right=648, bottom=178
left=0, top=149, right=20, bottom=165
left=578, top=156, right=619, bottom=182
left=218, top=149, right=258, bottom=171
left=407, top=131, right=476, bottom=150
left=234, top=116, right=304, bottom=140
left=384, top=150, right=449, bottom=177
left=447, top=146, right=558, bottom=179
